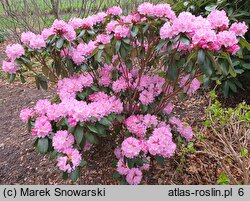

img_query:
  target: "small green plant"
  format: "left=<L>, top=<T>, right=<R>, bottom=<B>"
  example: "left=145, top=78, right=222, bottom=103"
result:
left=217, top=172, right=230, bottom=185
left=201, top=90, right=250, bottom=184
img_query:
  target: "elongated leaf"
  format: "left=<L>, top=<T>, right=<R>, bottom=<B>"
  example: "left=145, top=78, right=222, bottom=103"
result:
left=69, top=167, right=80, bottom=181
left=85, top=132, right=95, bottom=144
left=74, top=125, right=84, bottom=145
left=115, top=40, right=121, bottom=53
left=37, top=138, right=49, bottom=154
left=56, top=38, right=64, bottom=49
left=99, top=117, right=112, bottom=126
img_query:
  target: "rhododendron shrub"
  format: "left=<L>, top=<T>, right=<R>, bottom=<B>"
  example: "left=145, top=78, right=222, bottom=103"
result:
left=2, top=3, right=248, bottom=184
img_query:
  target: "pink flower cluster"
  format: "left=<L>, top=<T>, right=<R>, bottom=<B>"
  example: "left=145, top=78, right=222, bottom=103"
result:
left=71, top=41, right=97, bottom=65
left=160, top=9, right=247, bottom=54
left=51, top=19, right=76, bottom=41
left=21, top=31, right=46, bottom=49
left=57, top=74, right=93, bottom=100
left=2, top=61, right=20, bottom=74
left=180, top=75, right=201, bottom=95
left=69, top=12, right=107, bottom=30
left=230, top=22, right=248, bottom=37
left=99, top=64, right=113, bottom=87
left=57, top=148, right=81, bottom=173
left=121, top=137, right=142, bottom=158
left=20, top=108, right=35, bottom=123
left=125, top=114, right=158, bottom=138
left=169, top=117, right=193, bottom=141
left=2, top=44, right=24, bottom=73
left=53, top=130, right=75, bottom=152
left=21, top=73, right=123, bottom=128
left=147, top=125, right=176, bottom=158
left=31, top=116, right=52, bottom=138
left=138, top=2, right=176, bottom=21
left=106, top=6, right=122, bottom=16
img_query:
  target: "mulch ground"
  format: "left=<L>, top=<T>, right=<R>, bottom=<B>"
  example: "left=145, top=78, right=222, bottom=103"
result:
left=0, top=40, right=246, bottom=185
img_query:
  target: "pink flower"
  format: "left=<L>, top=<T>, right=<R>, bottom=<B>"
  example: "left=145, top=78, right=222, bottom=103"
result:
left=169, top=116, right=182, bottom=127
left=2, top=61, right=20, bottom=74
left=163, top=103, right=174, bottom=114
left=31, top=116, right=52, bottom=138
left=83, top=141, right=92, bottom=151
left=112, top=78, right=128, bottom=93
left=126, top=168, right=142, bottom=185
left=154, top=4, right=176, bottom=20
left=229, top=22, right=248, bottom=37
left=21, top=31, right=36, bottom=45
left=169, top=117, right=193, bottom=141
left=52, top=19, right=76, bottom=41
left=217, top=31, right=238, bottom=48
left=139, top=90, right=155, bottom=105
left=6, top=44, right=24, bottom=60
left=20, top=108, right=35, bottom=123
left=57, top=148, right=81, bottom=173
left=180, top=75, right=201, bottom=95
left=41, top=28, right=54, bottom=40
left=52, top=130, right=74, bottom=152
left=68, top=18, right=84, bottom=29
left=143, top=114, right=158, bottom=127
left=147, top=126, right=176, bottom=157
left=121, top=137, right=141, bottom=158
left=81, top=17, right=94, bottom=29
left=96, top=34, right=111, bottom=45
left=114, top=25, right=130, bottom=39
left=99, top=64, right=113, bottom=87
left=125, top=115, right=147, bottom=138
left=88, top=92, right=109, bottom=102
left=92, top=12, right=107, bottom=24
left=117, top=159, right=129, bottom=175
left=207, top=10, right=229, bottom=30
left=34, top=99, right=51, bottom=115
left=29, top=35, right=46, bottom=49
left=106, top=6, right=122, bottom=16
left=106, top=20, right=119, bottom=34
left=192, top=29, right=217, bottom=49
left=160, top=22, right=172, bottom=39
left=227, top=44, right=240, bottom=55
left=68, top=116, right=77, bottom=127
left=178, top=123, right=194, bottom=141
left=121, top=13, right=141, bottom=23
left=189, top=78, right=201, bottom=95
left=114, top=147, right=122, bottom=159
left=138, top=2, right=154, bottom=16
left=46, top=104, right=65, bottom=121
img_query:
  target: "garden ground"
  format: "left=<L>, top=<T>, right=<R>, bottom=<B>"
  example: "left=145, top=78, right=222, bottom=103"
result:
left=0, top=40, right=248, bottom=185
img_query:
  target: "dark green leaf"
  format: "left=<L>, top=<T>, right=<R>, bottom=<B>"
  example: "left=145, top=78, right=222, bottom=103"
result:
left=179, top=37, right=190, bottom=46
left=115, top=40, right=121, bottom=53
left=69, top=167, right=80, bottom=181
left=62, top=172, right=68, bottom=180
left=131, top=26, right=139, bottom=37
left=37, top=138, right=49, bottom=154
left=116, top=115, right=123, bottom=123
left=155, top=155, right=165, bottom=165
left=113, top=171, right=120, bottom=180
left=74, top=125, right=84, bottom=145
left=56, top=38, right=64, bottom=49
left=155, top=40, right=166, bottom=51
left=99, top=117, right=112, bottom=126
left=86, top=123, right=98, bottom=134
left=85, top=132, right=95, bottom=144
left=79, top=160, right=87, bottom=167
